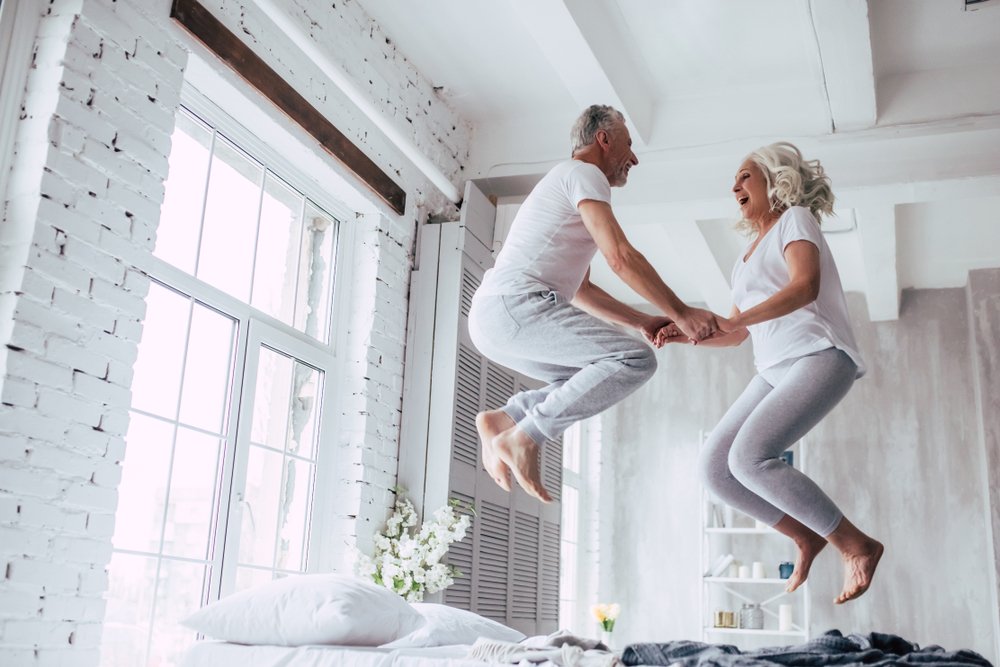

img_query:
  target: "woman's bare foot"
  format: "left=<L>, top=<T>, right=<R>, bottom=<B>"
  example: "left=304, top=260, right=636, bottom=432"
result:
left=835, top=539, right=884, bottom=604
left=492, top=426, right=553, bottom=503
left=786, top=531, right=827, bottom=593
left=476, top=410, right=514, bottom=491
left=771, top=515, right=827, bottom=593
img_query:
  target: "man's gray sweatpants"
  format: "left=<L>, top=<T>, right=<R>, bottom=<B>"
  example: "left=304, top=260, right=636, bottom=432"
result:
left=468, top=290, right=657, bottom=446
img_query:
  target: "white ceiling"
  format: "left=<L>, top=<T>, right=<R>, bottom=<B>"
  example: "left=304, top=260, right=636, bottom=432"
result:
left=354, top=0, right=1000, bottom=319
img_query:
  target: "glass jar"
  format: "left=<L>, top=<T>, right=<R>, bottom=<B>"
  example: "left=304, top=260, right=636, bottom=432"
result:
left=739, top=603, right=763, bottom=630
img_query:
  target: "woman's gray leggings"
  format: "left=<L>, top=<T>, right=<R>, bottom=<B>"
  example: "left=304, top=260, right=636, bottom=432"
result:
left=699, top=347, right=857, bottom=537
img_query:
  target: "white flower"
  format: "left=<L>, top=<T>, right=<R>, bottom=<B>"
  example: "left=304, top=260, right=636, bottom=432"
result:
left=355, top=492, right=473, bottom=602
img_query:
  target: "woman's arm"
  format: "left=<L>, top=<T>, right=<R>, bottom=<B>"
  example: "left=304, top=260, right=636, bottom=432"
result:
left=723, top=240, right=821, bottom=331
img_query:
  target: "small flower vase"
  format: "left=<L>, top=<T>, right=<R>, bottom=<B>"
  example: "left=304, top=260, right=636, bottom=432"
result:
left=601, top=630, right=613, bottom=650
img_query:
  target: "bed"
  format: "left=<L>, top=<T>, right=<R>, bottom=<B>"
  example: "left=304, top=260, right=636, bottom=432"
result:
left=178, top=574, right=992, bottom=667
left=179, top=642, right=487, bottom=667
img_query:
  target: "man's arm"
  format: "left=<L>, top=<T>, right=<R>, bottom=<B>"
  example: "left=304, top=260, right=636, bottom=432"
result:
left=578, top=199, right=718, bottom=340
left=572, top=270, right=672, bottom=346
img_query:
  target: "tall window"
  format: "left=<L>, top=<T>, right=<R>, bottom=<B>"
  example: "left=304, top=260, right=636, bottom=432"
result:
left=559, top=421, right=583, bottom=629
left=559, top=417, right=602, bottom=636
left=101, top=105, right=347, bottom=667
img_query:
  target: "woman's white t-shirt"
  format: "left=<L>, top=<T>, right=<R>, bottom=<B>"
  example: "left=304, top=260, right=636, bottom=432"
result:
left=478, top=160, right=611, bottom=299
left=731, top=206, right=866, bottom=378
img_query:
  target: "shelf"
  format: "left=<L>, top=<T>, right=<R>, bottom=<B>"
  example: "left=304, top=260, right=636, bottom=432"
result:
left=705, top=527, right=774, bottom=534
left=704, top=577, right=792, bottom=585
left=703, top=627, right=806, bottom=637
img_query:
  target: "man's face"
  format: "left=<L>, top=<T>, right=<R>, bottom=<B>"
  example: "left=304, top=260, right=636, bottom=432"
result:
left=605, top=122, right=638, bottom=187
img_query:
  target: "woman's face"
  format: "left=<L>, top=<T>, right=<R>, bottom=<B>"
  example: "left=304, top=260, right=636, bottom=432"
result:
left=732, top=159, right=772, bottom=226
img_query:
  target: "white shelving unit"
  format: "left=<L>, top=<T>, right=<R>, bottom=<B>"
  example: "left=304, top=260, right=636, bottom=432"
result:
left=698, top=433, right=810, bottom=649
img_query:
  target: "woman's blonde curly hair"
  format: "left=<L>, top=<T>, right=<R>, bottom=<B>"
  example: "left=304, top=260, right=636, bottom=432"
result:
left=737, top=142, right=835, bottom=233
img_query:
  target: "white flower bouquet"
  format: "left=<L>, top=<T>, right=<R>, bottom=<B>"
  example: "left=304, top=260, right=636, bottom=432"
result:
left=357, top=490, right=473, bottom=602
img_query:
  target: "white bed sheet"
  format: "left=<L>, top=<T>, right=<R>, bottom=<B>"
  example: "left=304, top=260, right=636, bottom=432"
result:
left=180, top=641, right=492, bottom=667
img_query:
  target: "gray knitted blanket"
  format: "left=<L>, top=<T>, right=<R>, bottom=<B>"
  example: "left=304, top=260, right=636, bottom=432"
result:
left=621, top=630, right=992, bottom=667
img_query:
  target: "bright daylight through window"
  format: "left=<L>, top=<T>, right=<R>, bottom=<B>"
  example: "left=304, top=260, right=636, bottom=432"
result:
left=101, top=105, right=343, bottom=667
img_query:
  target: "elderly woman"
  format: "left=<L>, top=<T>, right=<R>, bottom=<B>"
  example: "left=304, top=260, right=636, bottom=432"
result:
left=659, top=142, right=882, bottom=604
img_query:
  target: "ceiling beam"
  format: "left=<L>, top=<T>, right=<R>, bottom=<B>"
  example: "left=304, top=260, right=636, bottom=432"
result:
left=660, top=220, right=732, bottom=314
left=855, top=206, right=899, bottom=321
left=808, top=0, right=877, bottom=132
left=509, top=0, right=655, bottom=145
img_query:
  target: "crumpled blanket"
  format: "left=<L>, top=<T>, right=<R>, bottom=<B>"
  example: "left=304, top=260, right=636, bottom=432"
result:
left=621, top=630, right=992, bottom=667
left=468, top=629, right=621, bottom=666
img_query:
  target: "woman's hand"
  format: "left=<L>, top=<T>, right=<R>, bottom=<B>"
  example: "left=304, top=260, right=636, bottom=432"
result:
left=654, top=322, right=690, bottom=346
left=639, top=316, right=674, bottom=348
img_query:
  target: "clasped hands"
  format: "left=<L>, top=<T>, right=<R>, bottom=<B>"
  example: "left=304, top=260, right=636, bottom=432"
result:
left=639, top=309, right=734, bottom=349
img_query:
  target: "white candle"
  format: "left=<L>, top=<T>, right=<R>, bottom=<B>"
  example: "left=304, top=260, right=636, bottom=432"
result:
left=738, top=565, right=751, bottom=579
left=779, top=604, right=793, bottom=632
left=752, top=561, right=766, bottom=578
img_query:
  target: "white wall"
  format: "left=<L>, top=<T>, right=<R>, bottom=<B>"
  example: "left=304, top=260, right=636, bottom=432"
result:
left=0, top=1, right=469, bottom=665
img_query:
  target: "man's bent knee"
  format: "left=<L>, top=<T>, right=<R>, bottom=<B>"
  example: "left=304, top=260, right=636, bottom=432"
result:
left=626, top=345, right=658, bottom=382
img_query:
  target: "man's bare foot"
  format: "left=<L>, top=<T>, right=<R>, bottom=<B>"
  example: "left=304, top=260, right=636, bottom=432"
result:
left=786, top=531, right=827, bottom=593
left=835, top=539, right=883, bottom=604
left=476, top=410, right=514, bottom=491
left=492, top=426, right=553, bottom=503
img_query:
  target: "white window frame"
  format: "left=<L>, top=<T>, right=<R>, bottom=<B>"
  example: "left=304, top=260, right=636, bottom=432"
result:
left=123, top=89, right=359, bottom=594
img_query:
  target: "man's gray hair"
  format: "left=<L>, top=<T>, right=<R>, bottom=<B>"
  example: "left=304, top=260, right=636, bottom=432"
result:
left=570, top=105, right=625, bottom=154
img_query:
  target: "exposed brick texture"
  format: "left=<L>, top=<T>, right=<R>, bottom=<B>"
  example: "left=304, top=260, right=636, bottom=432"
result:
left=0, top=0, right=469, bottom=664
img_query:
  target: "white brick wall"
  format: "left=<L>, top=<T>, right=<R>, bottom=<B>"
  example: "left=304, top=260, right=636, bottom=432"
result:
left=332, top=213, right=416, bottom=569
left=0, top=1, right=185, bottom=664
left=0, top=0, right=469, bottom=664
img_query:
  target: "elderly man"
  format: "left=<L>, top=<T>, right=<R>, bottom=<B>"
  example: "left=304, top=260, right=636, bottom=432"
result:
left=468, top=104, right=718, bottom=502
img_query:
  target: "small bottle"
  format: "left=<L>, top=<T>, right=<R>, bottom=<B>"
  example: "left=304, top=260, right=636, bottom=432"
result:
left=739, top=603, right=763, bottom=630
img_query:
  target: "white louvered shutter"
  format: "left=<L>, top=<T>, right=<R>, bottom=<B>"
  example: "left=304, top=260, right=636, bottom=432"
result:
left=402, top=182, right=561, bottom=635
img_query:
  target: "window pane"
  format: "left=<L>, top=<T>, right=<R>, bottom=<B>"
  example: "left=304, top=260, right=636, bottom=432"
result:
left=114, top=414, right=174, bottom=553
left=561, top=485, right=579, bottom=544
left=131, top=283, right=189, bottom=419
left=147, top=559, right=208, bottom=667
left=288, top=362, right=321, bottom=460
left=197, top=135, right=262, bottom=302
left=251, top=172, right=303, bottom=325
left=162, top=428, right=223, bottom=560
left=234, top=566, right=278, bottom=594
left=296, top=202, right=337, bottom=342
left=156, top=110, right=212, bottom=274
left=251, top=348, right=291, bottom=448
left=563, top=423, right=581, bottom=474
left=102, top=552, right=158, bottom=667
left=177, top=304, right=236, bottom=434
left=275, top=457, right=314, bottom=571
left=239, top=445, right=282, bottom=567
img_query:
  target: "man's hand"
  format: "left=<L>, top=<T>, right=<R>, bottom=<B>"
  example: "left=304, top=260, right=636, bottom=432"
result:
left=674, top=307, right=720, bottom=342
left=639, top=316, right=674, bottom=348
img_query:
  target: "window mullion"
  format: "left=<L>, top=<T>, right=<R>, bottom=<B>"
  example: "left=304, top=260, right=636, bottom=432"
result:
left=246, top=167, right=267, bottom=310
left=210, top=315, right=254, bottom=601
left=191, top=129, right=217, bottom=279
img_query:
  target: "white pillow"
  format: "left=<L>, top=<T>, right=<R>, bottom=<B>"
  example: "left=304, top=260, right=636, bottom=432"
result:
left=380, top=603, right=525, bottom=648
left=181, top=573, right=422, bottom=646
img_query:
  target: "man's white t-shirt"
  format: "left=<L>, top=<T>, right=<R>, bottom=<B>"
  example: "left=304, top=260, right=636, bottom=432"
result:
left=731, top=206, right=866, bottom=378
left=478, top=160, right=611, bottom=299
